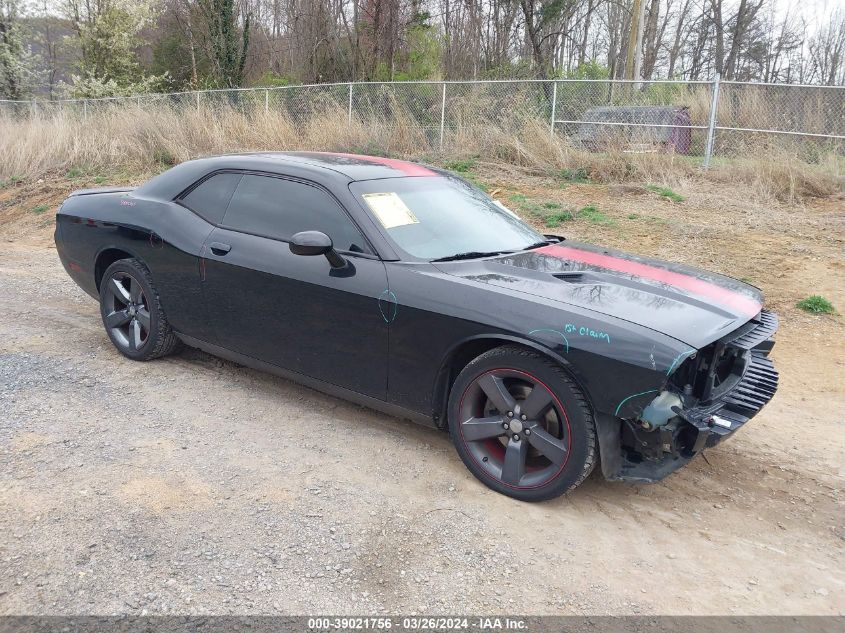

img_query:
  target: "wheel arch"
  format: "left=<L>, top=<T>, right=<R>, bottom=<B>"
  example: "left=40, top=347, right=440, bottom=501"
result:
left=94, top=246, right=141, bottom=291
left=431, top=334, right=594, bottom=430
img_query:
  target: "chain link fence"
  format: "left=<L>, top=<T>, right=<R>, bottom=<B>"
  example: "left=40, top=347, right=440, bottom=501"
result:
left=1, top=78, right=843, bottom=166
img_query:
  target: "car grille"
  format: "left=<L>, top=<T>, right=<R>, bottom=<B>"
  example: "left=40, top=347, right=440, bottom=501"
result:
left=673, top=310, right=779, bottom=404
left=684, top=350, right=780, bottom=447
left=720, top=310, right=779, bottom=351
left=722, top=351, right=779, bottom=415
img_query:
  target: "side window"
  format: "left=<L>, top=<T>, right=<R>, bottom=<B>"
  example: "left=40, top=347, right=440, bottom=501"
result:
left=222, top=174, right=369, bottom=253
left=179, top=172, right=242, bottom=224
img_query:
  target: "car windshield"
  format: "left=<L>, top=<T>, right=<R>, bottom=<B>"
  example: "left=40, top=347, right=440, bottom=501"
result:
left=351, top=175, right=545, bottom=260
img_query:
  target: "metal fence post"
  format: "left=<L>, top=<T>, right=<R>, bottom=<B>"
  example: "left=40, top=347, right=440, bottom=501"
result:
left=83, top=99, right=88, bottom=121
left=549, top=80, right=558, bottom=140
left=703, top=73, right=721, bottom=169
left=265, top=89, right=269, bottom=114
left=196, top=91, right=201, bottom=110
left=348, top=83, right=353, bottom=126
left=439, top=82, right=447, bottom=151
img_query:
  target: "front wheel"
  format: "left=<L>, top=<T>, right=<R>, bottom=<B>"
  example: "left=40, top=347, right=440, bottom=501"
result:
left=99, top=258, right=182, bottom=361
left=448, top=345, right=597, bottom=501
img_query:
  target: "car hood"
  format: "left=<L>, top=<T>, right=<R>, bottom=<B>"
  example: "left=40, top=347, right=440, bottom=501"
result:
left=435, top=242, right=763, bottom=349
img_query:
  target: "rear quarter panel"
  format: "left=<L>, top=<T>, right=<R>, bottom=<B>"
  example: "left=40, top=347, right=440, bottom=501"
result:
left=56, top=192, right=216, bottom=341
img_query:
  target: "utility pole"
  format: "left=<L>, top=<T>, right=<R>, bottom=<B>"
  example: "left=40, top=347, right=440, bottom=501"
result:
left=624, top=0, right=647, bottom=82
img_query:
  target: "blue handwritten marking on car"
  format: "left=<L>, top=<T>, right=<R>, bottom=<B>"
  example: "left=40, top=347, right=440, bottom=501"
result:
left=564, top=323, right=611, bottom=343
left=528, top=328, right=570, bottom=353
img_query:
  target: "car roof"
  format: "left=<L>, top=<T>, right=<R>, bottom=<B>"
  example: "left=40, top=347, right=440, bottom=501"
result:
left=134, top=152, right=442, bottom=201
left=199, top=151, right=440, bottom=181
left=246, top=151, right=439, bottom=179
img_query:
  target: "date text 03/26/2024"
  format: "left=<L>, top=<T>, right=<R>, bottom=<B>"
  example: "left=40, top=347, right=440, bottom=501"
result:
left=307, top=616, right=528, bottom=630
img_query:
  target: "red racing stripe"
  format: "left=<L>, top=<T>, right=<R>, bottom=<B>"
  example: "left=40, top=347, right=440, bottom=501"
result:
left=539, top=244, right=761, bottom=317
left=319, top=152, right=436, bottom=176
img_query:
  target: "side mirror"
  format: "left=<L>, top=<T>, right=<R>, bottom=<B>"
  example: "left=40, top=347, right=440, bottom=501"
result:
left=289, top=231, right=346, bottom=269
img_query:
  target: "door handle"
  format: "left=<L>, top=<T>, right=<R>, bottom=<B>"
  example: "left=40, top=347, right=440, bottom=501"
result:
left=209, top=242, right=231, bottom=256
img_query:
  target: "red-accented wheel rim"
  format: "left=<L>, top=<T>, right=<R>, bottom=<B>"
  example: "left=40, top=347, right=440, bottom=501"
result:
left=457, top=368, right=572, bottom=489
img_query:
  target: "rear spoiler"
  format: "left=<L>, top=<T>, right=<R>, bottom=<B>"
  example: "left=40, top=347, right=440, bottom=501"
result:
left=67, top=187, right=135, bottom=197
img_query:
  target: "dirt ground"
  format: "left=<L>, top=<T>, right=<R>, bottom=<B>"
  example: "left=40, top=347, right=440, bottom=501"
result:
left=0, top=168, right=843, bottom=616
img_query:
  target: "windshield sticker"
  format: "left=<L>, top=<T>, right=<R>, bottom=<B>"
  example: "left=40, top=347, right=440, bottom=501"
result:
left=493, top=200, right=521, bottom=220
left=363, top=192, right=420, bottom=229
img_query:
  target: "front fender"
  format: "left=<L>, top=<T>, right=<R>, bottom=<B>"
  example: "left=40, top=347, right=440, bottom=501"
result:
left=430, top=333, right=591, bottom=428
left=524, top=320, right=691, bottom=420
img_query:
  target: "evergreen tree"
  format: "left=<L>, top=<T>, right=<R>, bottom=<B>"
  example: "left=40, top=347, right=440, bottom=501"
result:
left=196, top=0, right=250, bottom=87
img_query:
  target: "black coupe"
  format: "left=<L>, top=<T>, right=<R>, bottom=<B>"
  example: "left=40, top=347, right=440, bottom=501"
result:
left=55, top=152, right=779, bottom=500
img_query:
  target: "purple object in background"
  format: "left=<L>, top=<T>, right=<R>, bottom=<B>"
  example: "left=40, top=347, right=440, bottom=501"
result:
left=574, top=105, right=693, bottom=155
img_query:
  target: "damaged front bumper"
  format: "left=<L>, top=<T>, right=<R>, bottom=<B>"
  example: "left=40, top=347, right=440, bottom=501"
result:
left=608, top=312, right=780, bottom=483
left=677, top=352, right=779, bottom=451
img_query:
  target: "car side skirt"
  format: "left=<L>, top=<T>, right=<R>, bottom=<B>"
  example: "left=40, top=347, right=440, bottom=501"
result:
left=176, top=333, right=437, bottom=429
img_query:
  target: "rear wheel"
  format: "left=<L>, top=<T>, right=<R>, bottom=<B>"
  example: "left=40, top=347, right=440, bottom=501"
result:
left=99, top=258, right=182, bottom=361
left=448, top=345, right=597, bottom=501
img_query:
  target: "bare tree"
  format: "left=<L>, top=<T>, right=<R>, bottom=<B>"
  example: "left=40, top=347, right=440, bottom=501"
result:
left=519, top=0, right=579, bottom=77
left=808, top=8, right=845, bottom=85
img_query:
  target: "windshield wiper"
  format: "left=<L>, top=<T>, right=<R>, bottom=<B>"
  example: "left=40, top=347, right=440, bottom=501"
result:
left=431, top=241, right=556, bottom=262
left=431, top=250, right=512, bottom=262
left=523, top=240, right=554, bottom=250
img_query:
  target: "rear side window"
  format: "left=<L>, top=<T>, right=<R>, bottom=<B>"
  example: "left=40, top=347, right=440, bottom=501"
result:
left=180, top=172, right=242, bottom=223
left=222, top=174, right=368, bottom=253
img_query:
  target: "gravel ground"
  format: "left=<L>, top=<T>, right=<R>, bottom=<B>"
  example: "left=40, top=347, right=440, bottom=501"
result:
left=1, top=242, right=843, bottom=616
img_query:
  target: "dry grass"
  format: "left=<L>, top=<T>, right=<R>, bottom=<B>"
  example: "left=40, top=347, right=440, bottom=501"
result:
left=0, top=101, right=841, bottom=204
left=708, top=150, right=842, bottom=202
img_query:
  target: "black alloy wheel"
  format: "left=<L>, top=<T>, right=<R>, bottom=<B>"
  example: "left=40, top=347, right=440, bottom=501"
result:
left=99, top=258, right=182, bottom=361
left=102, top=271, right=151, bottom=352
left=459, top=369, right=570, bottom=488
left=448, top=346, right=597, bottom=501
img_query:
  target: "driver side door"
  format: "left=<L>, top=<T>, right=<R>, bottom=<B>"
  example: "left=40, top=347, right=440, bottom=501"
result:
left=200, top=172, right=389, bottom=400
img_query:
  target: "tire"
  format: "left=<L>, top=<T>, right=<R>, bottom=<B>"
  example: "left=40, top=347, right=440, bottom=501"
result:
left=448, top=345, right=597, bottom=501
left=99, top=258, right=182, bottom=361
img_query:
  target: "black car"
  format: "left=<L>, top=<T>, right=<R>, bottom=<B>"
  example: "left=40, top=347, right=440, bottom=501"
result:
left=55, top=152, right=779, bottom=501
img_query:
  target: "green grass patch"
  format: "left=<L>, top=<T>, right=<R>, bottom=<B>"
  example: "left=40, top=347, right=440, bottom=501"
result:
left=351, top=144, right=390, bottom=158
left=444, top=157, right=477, bottom=173
left=511, top=196, right=565, bottom=220
left=577, top=205, right=617, bottom=226
left=66, top=167, right=112, bottom=182
left=545, top=210, right=575, bottom=228
left=646, top=184, right=685, bottom=203
left=153, top=150, right=178, bottom=166
left=627, top=213, right=640, bottom=219
left=463, top=173, right=489, bottom=192
left=558, top=168, right=590, bottom=184
left=0, top=175, right=23, bottom=188
left=32, top=204, right=51, bottom=214
left=796, top=295, right=835, bottom=314
left=506, top=193, right=618, bottom=230
left=507, top=194, right=614, bottom=230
